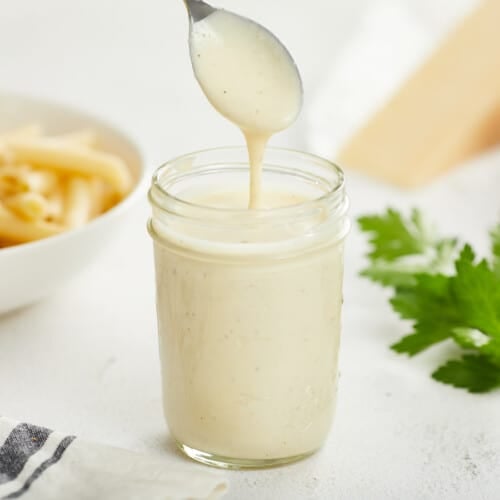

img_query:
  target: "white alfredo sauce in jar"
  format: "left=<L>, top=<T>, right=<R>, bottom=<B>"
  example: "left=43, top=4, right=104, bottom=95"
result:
left=148, top=147, right=349, bottom=469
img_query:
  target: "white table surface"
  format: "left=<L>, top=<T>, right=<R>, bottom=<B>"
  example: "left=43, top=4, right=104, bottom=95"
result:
left=1, top=1, right=499, bottom=499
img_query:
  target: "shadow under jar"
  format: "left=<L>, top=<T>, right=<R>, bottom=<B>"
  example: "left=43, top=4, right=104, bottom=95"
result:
left=148, top=147, right=350, bottom=469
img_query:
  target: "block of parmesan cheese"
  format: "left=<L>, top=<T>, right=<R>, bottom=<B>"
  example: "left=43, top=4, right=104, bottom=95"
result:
left=337, top=0, right=500, bottom=187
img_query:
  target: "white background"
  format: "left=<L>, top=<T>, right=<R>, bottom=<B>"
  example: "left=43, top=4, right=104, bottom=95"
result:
left=1, top=1, right=500, bottom=499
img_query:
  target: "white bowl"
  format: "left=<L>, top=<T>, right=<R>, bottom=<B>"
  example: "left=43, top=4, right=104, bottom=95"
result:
left=0, top=93, right=145, bottom=315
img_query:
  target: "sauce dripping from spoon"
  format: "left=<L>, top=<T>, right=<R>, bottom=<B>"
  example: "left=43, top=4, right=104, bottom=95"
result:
left=186, top=2, right=303, bottom=208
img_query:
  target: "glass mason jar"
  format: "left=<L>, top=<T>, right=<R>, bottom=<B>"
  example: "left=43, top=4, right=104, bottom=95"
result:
left=148, top=147, right=350, bottom=469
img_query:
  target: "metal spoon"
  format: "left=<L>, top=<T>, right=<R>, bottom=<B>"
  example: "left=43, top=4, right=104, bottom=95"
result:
left=183, top=0, right=215, bottom=23
left=182, top=0, right=303, bottom=105
left=183, top=0, right=303, bottom=131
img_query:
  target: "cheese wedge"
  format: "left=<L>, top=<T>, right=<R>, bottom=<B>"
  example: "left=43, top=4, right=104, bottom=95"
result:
left=337, top=0, right=500, bottom=187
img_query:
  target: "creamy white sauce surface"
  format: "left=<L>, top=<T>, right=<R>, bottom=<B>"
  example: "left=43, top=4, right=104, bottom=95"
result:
left=154, top=189, right=343, bottom=460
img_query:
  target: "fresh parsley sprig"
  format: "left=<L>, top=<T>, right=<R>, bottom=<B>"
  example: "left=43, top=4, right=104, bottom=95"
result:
left=491, top=224, right=500, bottom=279
left=358, top=208, right=500, bottom=393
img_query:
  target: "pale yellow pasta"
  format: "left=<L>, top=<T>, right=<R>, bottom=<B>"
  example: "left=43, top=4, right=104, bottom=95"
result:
left=4, top=192, right=50, bottom=221
left=45, top=188, right=65, bottom=223
left=62, top=177, right=94, bottom=228
left=90, top=178, right=121, bottom=215
left=8, top=138, right=132, bottom=196
left=0, top=166, right=23, bottom=196
left=0, top=125, right=133, bottom=248
left=0, top=125, right=41, bottom=166
left=0, top=165, right=58, bottom=196
left=25, top=169, right=59, bottom=194
left=0, top=202, right=63, bottom=243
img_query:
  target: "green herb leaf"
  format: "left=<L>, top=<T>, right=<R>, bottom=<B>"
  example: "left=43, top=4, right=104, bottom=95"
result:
left=453, top=328, right=500, bottom=367
left=391, top=327, right=451, bottom=356
left=390, top=273, right=452, bottom=320
left=432, top=355, right=500, bottom=393
left=358, top=207, right=500, bottom=392
left=358, top=209, right=456, bottom=287
left=360, top=262, right=420, bottom=288
left=450, top=245, right=500, bottom=342
left=358, top=208, right=430, bottom=262
left=390, top=273, right=459, bottom=355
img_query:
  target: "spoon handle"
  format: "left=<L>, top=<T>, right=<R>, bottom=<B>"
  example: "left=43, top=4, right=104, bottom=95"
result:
left=184, top=0, right=215, bottom=23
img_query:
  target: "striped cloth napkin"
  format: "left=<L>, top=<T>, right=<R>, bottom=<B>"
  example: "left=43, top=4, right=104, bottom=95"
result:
left=0, top=417, right=227, bottom=500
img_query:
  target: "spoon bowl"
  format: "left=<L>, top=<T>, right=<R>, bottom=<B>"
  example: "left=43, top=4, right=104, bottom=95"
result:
left=184, top=0, right=303, bottom=134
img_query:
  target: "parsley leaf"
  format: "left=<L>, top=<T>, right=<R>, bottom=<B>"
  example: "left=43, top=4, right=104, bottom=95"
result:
left=491, top=224, right=500, bottom=279
left=358, top=208, right=500, bottom=392
left=432, top=355, right=500, bottom=393
left=451, top=245, right=500, bottom=342
left=390, top=273, right=459, bottom=355
left=358, top=208, right=456, bottom=287
left=358, top=208, right=431, bottom=261
left=390, top=245, right=500, bottom=362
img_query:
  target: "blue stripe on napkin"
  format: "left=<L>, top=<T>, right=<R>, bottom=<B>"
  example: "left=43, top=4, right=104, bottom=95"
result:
left=2, top=435, right=75, bottom=499
left=0, top=424, right=51, bottom=485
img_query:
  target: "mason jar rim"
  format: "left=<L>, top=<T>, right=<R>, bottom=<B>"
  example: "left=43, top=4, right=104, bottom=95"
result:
left=149, top=146, right=346, bottom=220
